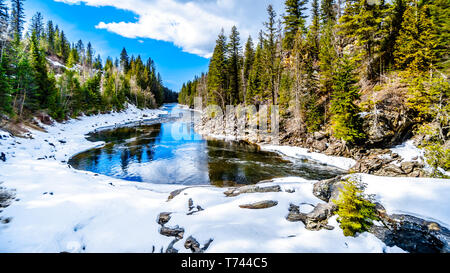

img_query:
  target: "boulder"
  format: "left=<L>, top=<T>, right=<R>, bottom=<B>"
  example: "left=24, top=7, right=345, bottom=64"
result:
left=239, top=200, right=278, bottom=209
left=159, top=225, right=185, bottom=239
left=224, top=185, right=281, bottom=197
left=371, top=214, right=450, bottom=253
left=157, top=212, right=172, bottom=226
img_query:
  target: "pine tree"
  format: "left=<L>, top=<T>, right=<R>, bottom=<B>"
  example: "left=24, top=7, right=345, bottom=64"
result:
left=46, top=20, right=55, bottom=53
left=120, top=47, right=129, bottom=73
left=321, top=0, right=336, bottom=23
left=11, top=0, right=25, bottom=41
left=0, top=0, right=8, bottom=62
left=283, top=0, right=308, bottom=49
left=243, top=36, right=254, bottom=104
left=330, top=55, right=365, bottom=143
left=429, top=0, right=449, bottom=69
left=247, top=40, right=266, bottom=105
left=340, top=0, right=390, bottom=80
left=333, top=178, right=378, bottom=237
left=207, top=30, right=227, bottom=107
left=394, top=0, right=438, bottom=73
left=67, top=48, right=79, bottom=68
left=319, top=20, right=338, bottom=121
left=264, top=5, right=279, bottom=104
left=227, top=26, right=242, bottom=105
left=59, top=31, right=70, bottom=62
left=30, top=31, right=57, bottom=109
left=30, top=12, right=44, bottom=41
left=0, top=58, right=12, bottom=114
left=86, top=42, right=93, bottom=68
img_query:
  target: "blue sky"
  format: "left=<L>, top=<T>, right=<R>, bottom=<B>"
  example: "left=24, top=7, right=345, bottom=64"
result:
left=24, top=0, right=285, bottom=91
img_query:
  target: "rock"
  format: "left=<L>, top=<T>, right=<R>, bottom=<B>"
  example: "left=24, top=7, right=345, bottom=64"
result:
left=400, top=161, right=417, bottom=174
left=224, top=185, right=281, bottom=197
left=376, top=164, right=405, bottom=176
left=313, top=176, right=345, bottom=202
left=167, top=187, right=190, bottom=201
left=239, top=200, right=278, bottom=209
left=159, top=225, right=185, bottom=239
left=157, top=212, right=172, bottom=226
left=165, top=239, right=179, bottom=253
left=184, top=236, right=202, bottom=253
left=0, top=152, right=6, bottom=162
left=312, top=140, right=327, bottom=152
left=313, top=131, right=327, bottom=141
left=287, top=202, right=337, bottom=231
left=371, top=214, right=450, bottom=253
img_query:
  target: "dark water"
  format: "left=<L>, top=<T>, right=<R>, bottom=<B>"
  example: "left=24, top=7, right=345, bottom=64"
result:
left=69, top=104, right=343, bottom=187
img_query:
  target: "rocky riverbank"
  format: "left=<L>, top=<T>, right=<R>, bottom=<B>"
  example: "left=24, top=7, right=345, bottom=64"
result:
left=194, top=105, right=429, bottom=177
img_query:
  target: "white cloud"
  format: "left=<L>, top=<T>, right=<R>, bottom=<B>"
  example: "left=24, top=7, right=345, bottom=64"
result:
left=54, top=0, right=284, bottom=58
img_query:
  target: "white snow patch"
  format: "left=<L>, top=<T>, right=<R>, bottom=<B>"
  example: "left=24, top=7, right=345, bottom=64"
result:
left=261, top=145, right=357, bottom=171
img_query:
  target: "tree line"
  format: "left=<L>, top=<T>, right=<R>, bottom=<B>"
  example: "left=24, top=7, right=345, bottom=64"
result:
left=179, top=0, right=448, bottom=144
left=0, top=0, right=177, bottom=121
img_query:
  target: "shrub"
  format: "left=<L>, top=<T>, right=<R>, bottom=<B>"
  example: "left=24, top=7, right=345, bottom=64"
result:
left=333, top=178, right=379, bottom=237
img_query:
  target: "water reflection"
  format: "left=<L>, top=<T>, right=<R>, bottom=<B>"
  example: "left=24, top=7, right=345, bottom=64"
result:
left=69, top=104, right=343, bottom=186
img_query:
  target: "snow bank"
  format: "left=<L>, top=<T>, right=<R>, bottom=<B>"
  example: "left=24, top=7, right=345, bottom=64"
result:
left=356, top=174, right=450, bottom=228
left=391, top=140, right=424, bottom=163
left=261, top=145, right=357, bottom=171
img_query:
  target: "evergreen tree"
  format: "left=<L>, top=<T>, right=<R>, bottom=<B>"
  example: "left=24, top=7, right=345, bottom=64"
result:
left=264, top=5, right=279, bottom=104
left=86, top=42, right=93, bottom=68
left=30, top=12, right=44, bottom=41
left=283, top=0, right=308, bottom=49
left=30, top=31, right=57, bottom=109
left=394, top=0, right=438, bottom=73
left=333, top=178, right=378, bottom=237
left=319, top=21, right=338, bottom=121
left=321, top=0, right=336, bottom=23
left=207, top=30, right=227, bottom=107
left=340, top=0, right=390, bottom=80
left=247, top=40, right=265, bottom=105
left=330, top=55, right=365, bottom=143
left=243, top=36, right=254, bottom=104
left=227, top=26, right=242, bottom=105
left=120, top=47, right=129, bottom=73
left=46, top=20, right=55, bottom=53
left=0, top=58, right=12, bottom=114
left=0, top=0, right=8, bottom=62
left=11, top=0, right=25, bottom=41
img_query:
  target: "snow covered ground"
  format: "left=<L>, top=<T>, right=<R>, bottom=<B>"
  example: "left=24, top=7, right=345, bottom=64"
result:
left=0, top=105, right=448, bottom=253
left=261, top=145, right=357, bottom=171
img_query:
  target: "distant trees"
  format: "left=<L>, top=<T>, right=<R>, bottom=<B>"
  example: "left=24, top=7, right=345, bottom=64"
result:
left=0, top=0, right=176, bottom=120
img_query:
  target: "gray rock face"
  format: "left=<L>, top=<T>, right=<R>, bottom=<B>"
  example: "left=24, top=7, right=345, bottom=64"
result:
left=239, top=200, right=278, bottom=209
left=224, top=185, right=282, bottom=197
left=312, top=176, right=345, bottom=202
left=184, top=236, right=214, bottom=253
left=287, top=203, right=336, bottom=231
left=159, top=225, right=185, bottom=239
left=157, top=212, right=172, bottom=226
left=371, top=214, right=450, bottom=253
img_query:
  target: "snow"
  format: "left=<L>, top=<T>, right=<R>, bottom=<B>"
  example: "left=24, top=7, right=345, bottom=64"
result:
left=391, top=140, right=424, bottom=163
left=261, top=145, right=357, bottom=171
left=357, top=174, right=450, bottom=228
left=0, top=105, right=448, bottom=253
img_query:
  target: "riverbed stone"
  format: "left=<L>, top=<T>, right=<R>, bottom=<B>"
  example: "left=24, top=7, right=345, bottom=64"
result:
left=239, top=200, right=278, bottom=209
left=159, top=225, right=185, bottom=239
left=157, top=212, right=172, bottom=226
left=224, top=185, right=281, bottom=197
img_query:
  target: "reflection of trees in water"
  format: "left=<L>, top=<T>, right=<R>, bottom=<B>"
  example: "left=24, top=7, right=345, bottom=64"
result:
left=121, top=149, right=131, bottom=172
